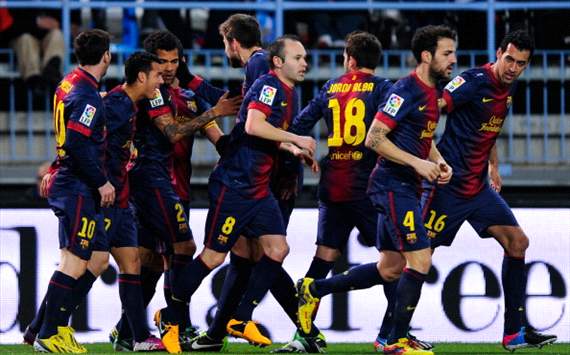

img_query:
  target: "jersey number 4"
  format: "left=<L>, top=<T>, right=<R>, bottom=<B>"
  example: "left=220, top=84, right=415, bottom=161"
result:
left=328, top=98, right=366, bottom=147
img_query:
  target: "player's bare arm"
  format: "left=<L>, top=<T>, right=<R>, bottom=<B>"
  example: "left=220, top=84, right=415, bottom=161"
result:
left=428, top=141, right=453, bottom=184
left=280, top=142, right=319, bottom=173
left=489, top=143, right=502, bottom=191
left=155, top=92, right=241, bottom=143
left=365, top=119, right=441, bottom=182
left=245, top=108, right=316, bottom=155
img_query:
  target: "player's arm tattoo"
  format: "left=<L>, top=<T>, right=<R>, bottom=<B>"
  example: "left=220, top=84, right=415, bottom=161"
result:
left=367, top=126, right=389, bottom=151
left=157, top=108, right=220, bottom=143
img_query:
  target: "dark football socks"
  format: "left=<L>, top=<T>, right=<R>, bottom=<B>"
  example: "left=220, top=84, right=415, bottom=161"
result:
left=38, top=271, right=77, bottom=338
left=234, top=255, right=282, bottom=321
left=305, top=257, right=335, bottom=280
left=378, top=279, right=398, bottom=339
left=389, top=268, right=426, bottom=343
left=502, top=255, right=526, bottom=335
left=118, top=274, right=149, bottom=342
left=313, top=262, right=384, bottom=297
left=208, top=253, right=252, bottom=339
left=167, top=256, right=211, bottom=323
left=66, top=270, right=97, bottom=319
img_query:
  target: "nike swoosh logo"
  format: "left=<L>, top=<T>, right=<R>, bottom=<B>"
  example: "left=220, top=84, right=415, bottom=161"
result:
left=418, top=105, right=427, bottom=112
left=406, top=306, right=416, bottom=311
left=191, top=342, right=220, bottom=350
left=482, top=97, right=494, bottom=103
left=281, top=101, right=288, bottom=107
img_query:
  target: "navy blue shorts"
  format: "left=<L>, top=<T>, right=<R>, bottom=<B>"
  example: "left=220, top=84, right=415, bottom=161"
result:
left=48, top=193, right=105, bottom=260
left=130, top=184, right=193, bottom=253
left=421, top=183, right=519, bottom=248
left=316, top=198, right=377, bottom=251
left=93, top=204, right=138, bottom=251
left=204, top=181, right=286, bottom=253
left=136, top=199, right=190, bottom=255
left=369, top=184, right=431, bottom=252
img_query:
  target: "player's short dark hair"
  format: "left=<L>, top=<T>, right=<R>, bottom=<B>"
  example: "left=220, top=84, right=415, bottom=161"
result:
left=219, top=14, right=262, bottom=48
left=499, top=29, right=535, bottom=58
left=73, top=29, right=110, bottom=66
left=124, top=51, right=161, bottom=85
left=143, top=30, right=183, bottom=56
left=267, top=35, right=301, bottom=69
left=411, top=25, right=457, bottom=63
left=345, top=31, right=382, bottom=70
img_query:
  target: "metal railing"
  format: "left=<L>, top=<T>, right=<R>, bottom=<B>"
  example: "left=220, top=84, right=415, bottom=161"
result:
left=1, top=0, right=569, bottom=166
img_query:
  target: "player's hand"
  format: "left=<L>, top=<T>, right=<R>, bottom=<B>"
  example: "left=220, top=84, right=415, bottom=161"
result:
left=293, top=135, right=316, bottom=157
left=413, top=159, right=441, bottom=183
left=489, top=164, right=502, bottom=192
left=212, top=92, right=242, bottom=117
left=277, top=175, right=298, bottom=200
left=437, top=161, right=453, bottom=185
left=98, top=181, right=115, bottom=208
left=176, top=55, right=195, bottom=88
left=39, top=173, right=52, bottom=198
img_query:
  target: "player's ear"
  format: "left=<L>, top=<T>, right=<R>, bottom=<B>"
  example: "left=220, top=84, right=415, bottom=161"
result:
left=495, top=47, right=503, bottom=61
left=272, top=55, right=284, bottom=68
left=137, top=71, right=146, bottom=84
left=421, top=50, right=432, bottom=64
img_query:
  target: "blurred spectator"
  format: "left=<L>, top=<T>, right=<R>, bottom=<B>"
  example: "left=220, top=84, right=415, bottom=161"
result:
left=1, top=8, right=81, bottom=94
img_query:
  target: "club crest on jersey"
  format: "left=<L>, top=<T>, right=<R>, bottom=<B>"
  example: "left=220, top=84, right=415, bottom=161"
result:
left=259, top=85, right=277, bottom=105
left=445, top=76, right=465, bottom=92
left=507, top=96, right=513, bottom=108
left=187, top=100, right=198, bottom=112
left=60, top=80, right=73, bottom=94
left=406, top=233, right=417, bottom=244
left=79, top=104, right=96, bottom=126
left=383, top=93, right=404, bottom=117
left=150, top=89, right=164, bottom=108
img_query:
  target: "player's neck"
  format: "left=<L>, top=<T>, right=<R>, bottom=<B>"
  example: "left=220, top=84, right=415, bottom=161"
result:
left=240, top=46, right=263, bottom=65
left=415, top=65, right=436, bottom=87
left=351, top=68, right=374, bottom=75
left=122, top=83, right=143, bottom=103
left=274, top=70, right=295, bottom=88
left=79, top=64, right=104, bottom=83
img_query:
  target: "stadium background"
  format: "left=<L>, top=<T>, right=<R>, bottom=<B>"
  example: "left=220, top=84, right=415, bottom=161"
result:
left=1, top=0, right=569, bottom=345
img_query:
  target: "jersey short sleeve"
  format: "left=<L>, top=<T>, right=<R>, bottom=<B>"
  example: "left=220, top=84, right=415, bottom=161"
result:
left=247, top=80, right=279, bottom=118
left=375, top=88, right=413, bottom=130
left=442, top=71, right=480, bottom=112
left=142, top=86, right=172, bottom=119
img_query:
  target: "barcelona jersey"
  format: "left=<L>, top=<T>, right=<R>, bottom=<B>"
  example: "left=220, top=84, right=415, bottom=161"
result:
left=210, top=71, right=298, bottom=199
left=131, top=84, right=177, bottom=186
left=439, top=63, right=517, bottom=198
left=368, top=71, right=440, bottom=193
left=50, top=68, right=107, bottom=195
left=103, top=85, right=138, bottom=208
left=169, top=87, right=211, bottom=202
left=290, top=71, right=392, bottom=202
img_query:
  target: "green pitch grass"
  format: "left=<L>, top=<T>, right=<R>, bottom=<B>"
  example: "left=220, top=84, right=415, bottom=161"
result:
left=1, top=342, right=567, bottom=354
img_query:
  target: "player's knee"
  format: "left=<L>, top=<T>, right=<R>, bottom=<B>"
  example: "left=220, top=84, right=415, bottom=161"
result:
left=265, top=243, right=289, bottom=262
left=174, top=240, right=196, bottom=256
left=507, top=233, right=529, bottom=257
left=199, top=251, right=225, bottom=269
left=88, top=257, right=110, bottom=277
left=379, top=262, right=403, bottom=282
left=118, top=253, right=141, bottom=274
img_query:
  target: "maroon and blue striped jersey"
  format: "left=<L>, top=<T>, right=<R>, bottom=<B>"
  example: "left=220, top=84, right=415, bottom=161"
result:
left=210, top=71, right=298, bottom=199
left=290, top=71, right=392, bottom=202
left=170, top=87, right=211, bottom=202
left=439, top=63, right=517, bottom=198
left=50, top=68, right=107, bottom=195
left=368, top=71, right=440, bottom=193
left=131, top=84, right=177, bottom=185
left=243, top=49, right=269, bottom=95
left=103, top=85, right=138, bottom=208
